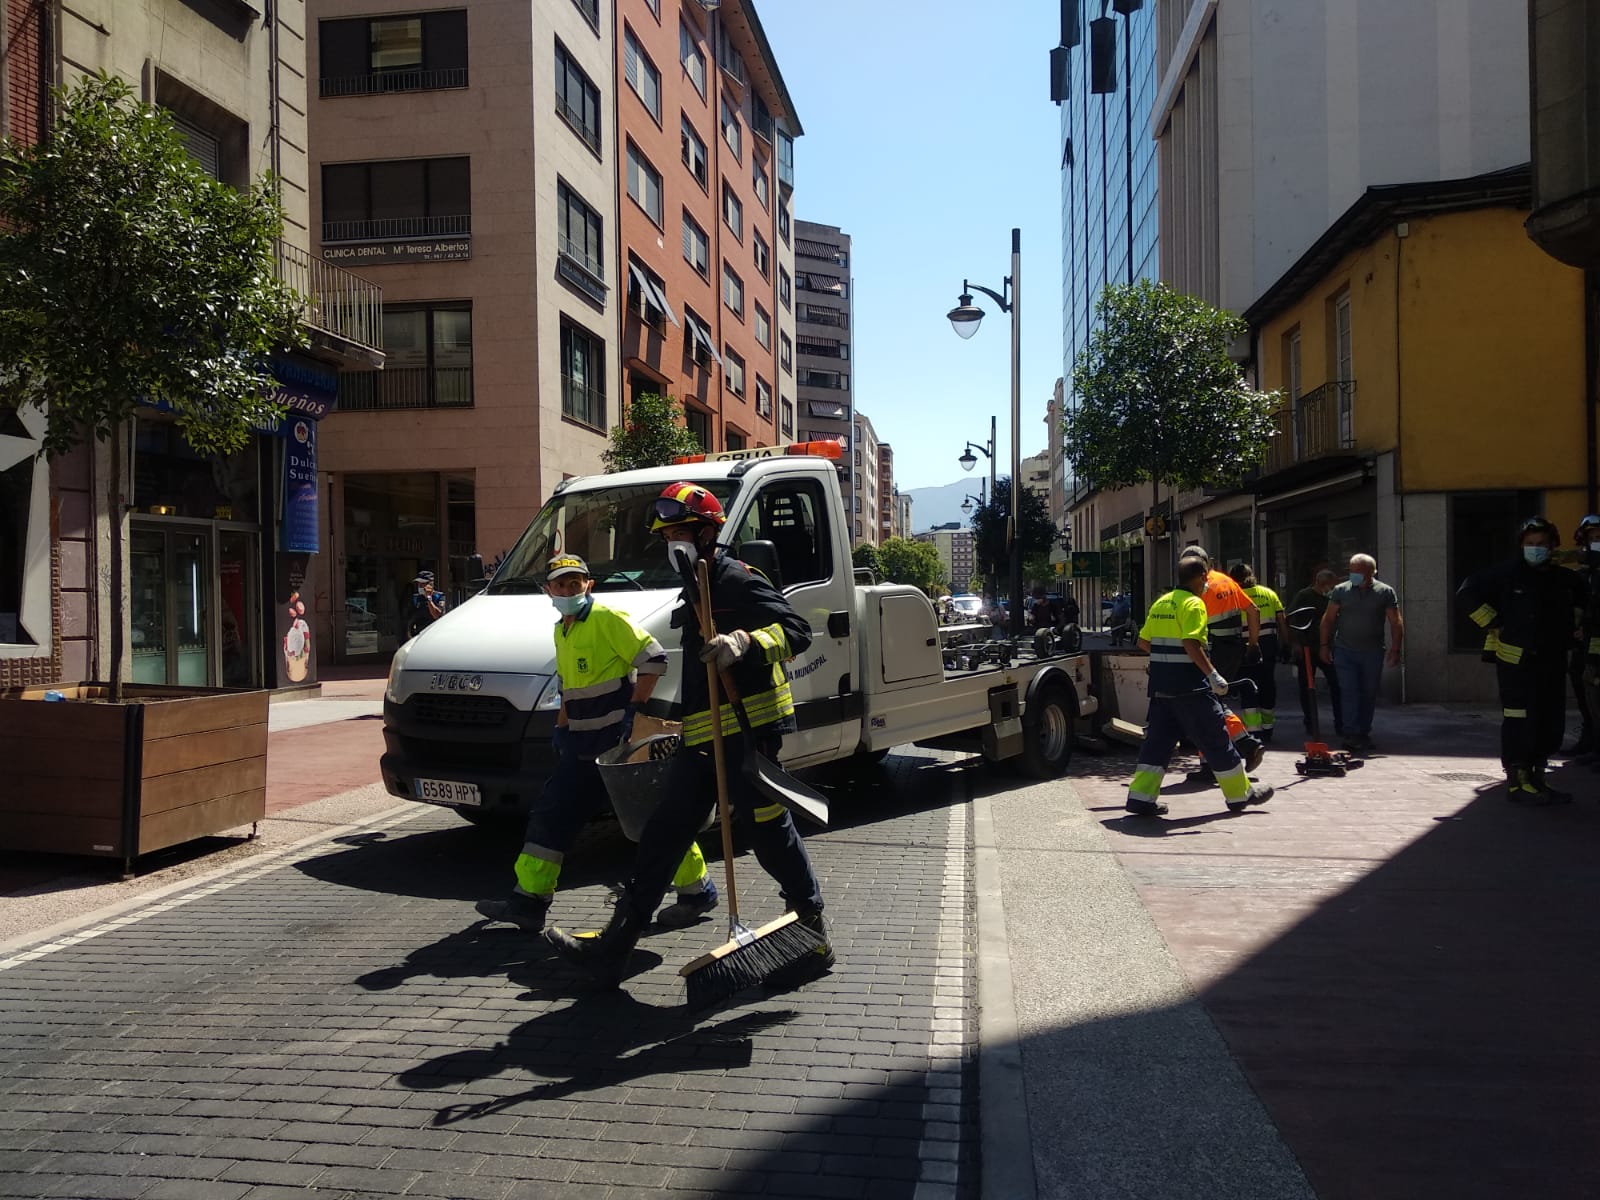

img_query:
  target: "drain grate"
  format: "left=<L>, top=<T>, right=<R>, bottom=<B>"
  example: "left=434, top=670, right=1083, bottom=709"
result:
left=1431, top=772, right=1499, bottom=783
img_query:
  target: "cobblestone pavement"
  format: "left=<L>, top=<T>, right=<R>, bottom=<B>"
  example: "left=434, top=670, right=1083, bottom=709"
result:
left=0, top=751, right=979, bottom=1200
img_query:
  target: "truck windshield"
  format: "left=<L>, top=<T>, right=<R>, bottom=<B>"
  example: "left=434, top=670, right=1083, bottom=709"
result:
left=485, top=480, right=741, bottom=594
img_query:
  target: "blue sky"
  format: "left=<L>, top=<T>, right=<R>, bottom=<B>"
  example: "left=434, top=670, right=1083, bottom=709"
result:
left=759, top=0, right=1065, bottom=493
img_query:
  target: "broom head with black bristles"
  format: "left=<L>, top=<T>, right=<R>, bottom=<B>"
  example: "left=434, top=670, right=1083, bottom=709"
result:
left=680, top=911, right=825, bottom=1010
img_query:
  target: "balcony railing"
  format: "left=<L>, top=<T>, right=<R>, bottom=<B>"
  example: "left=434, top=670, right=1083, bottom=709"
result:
left=319, top=67, right=469, bottom=98
left=338, top=366, right=471, bottom=411
left=798, top=306, right=847, bottom=328
left=1262, top=380, right=1357, bottom=475
left=321, top=214, right=471, bottom=244
left=276, top=241, right=383, bottom=354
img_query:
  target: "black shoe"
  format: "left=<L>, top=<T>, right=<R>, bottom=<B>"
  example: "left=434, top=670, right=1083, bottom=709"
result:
left=474, top=894, right=550, bottom=933
left=1185, top=766, right=1215, bottom=784
left=543, top=910, right=644, bottom=989
left=1341, top=740, right=1363, bottom=755
left=764, top=911, right=835, bottom=992
left=1226, top=784, right=1274, bottom=812
left=1239, top=736, right=1266, bottom=772
left=1527, top=766, right=1574, bottom=806
left=1125, top=797, right=1168, bottom=816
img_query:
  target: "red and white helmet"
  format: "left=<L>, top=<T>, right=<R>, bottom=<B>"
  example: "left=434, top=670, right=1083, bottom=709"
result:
left=650, top=482, right=725, bottom=532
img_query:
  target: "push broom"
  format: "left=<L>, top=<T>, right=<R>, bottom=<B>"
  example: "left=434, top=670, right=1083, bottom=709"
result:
left=680, top=558, right=824, bottom=1010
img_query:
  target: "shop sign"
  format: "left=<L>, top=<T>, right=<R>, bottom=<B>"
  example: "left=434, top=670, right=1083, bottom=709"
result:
left=274, top=552, right=315, bottom=688
left=1070, top=551, right=1103, bottom=578
left=321, top=238, right=471, bottom=266
left=261, top=355, right=339, bottom=428
left=281, top=420, right=319, bottom=554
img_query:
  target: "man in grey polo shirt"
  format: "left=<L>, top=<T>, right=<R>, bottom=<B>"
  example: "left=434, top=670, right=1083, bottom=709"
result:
left=1318, top=553, right=1404, bottom=753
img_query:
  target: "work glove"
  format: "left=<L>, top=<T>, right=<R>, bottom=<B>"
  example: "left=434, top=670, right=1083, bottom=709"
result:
left=1206, top=670, right=1229, bottom=697
left=698, top=629, right=751, bottom=669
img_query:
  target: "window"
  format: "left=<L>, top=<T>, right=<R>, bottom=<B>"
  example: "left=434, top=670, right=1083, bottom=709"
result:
left=321, top=156, right=471, bottom=242
left=722, top=181, right=742, bottom=241
left=802, top=369, right=848, bottom=390
left=752, top=231, right=770, bottom=279
left=681, top=211, right=710, bottom=276
left=777, top=130, right=794, bottom=190
left=780, top=397, right=794, bottom=436
left=560, top=316, right=606, bottom=429
left=779, top=266, right=791, bottom=310
left=720, top=95, right=741, bottom=159
left=730, top=479, right=833, bottom=589
left=556, top=181, right=604, bottom=281
left=627, top=254, right=673, bottom=329
left=555, top=41, right=601, bottom=154
left=752, top=94, right=775, bottom=143
left=726, top=429, right=746, bottom=451
left=778, top=206, right=790, bottom=244
left=722, top=263, right=744, bottom=318
left=644, top=0, right=660, bottom=18
left=1333, top=290, right=1354, bottom=444
left=755, top=376, right=772, bottom=419
left=752, top=158, right=770, bottom=210
left=681, top=115, right=708, bottom=189
left=0, top=406, right=45, bottom=649
left=725, top=348, right=745, bottom=397
left=626, top=141, right=663, bottom=226
left=571, top=0, right=599, bottom=31
left=680, top=20, right=706, bottom=96
left=623, top=27, right=661, bottom=123
left=780, top=332, right=792, bottom=374
left=319, top=11, right=468, bottom=97
left=754, top=304, right=771, bottom=350
left=339, top=303, right=472, bottom=411
left=716, top=20, right=748, bottom=86
left=685, top=404, right=710, bottom=449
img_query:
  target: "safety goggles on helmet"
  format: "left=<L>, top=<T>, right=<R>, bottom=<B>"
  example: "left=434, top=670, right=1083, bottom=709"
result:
left=649, top=484, right=725, bottom=532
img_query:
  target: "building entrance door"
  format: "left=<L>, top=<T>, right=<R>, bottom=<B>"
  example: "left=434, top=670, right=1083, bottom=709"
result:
left=129, top=523, right=214, bottom=686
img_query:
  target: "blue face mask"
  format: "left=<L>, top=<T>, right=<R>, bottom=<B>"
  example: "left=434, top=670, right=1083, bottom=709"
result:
left=551, top=592, right=590, bottom=616
left=1348, top=572, right=1364, bottom=587
left=1523, top=545, right=1551, bottom=567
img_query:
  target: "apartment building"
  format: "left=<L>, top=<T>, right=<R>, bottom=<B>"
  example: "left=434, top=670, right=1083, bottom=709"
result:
left=895, top=491, right=913, bottom=541
left=876, top=442, right=895, bottom=544
left=616, top=0, right=799, bottom=457
left=914, top=525, right=976, bottom=593
left=1, top=0, right=383, bottom=692
left=792, top=219, right=855, bottom=510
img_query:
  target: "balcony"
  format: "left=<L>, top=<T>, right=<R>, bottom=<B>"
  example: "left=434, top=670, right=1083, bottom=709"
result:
left=338, top=367, right=471, bottom=412
left=321, top=214, right=471, bottom=244
left=798, top=305, right=847, bottom=329
left=1262, top=380, right=1356, bottom=475
left=275, top=241, right=383, bottom=364
left=320, top=67, right=469, bottom=98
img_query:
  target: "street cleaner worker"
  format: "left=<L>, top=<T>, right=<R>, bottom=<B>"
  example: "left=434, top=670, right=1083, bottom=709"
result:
left=1457, top=516, right=1585, bottom=804
left=1178, top=545, right=1264, bottom=778
left=475, top=553, right=717, bottom=933
left=545, top=483, right=833, bottom=989
left=1125, top=557, right=1274, bottom=818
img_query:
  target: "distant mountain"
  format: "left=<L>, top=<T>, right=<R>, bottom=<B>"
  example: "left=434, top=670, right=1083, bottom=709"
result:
left=902, top=480, right=981, bottom=534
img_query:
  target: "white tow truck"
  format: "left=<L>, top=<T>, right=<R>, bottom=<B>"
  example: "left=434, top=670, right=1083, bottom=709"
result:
left=380, top=441, right=1099, bottom=824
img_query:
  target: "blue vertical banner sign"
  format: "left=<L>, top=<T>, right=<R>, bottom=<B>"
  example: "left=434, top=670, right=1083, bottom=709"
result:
left=281, top=419, right=319, bottom=553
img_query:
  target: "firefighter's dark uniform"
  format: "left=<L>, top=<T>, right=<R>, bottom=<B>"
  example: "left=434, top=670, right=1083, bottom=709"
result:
left=619, top=552, right=823, bottom=924
left=1571, top=551, right=1600, bottom=750
left=1459, top=557, right=1584, bottom=790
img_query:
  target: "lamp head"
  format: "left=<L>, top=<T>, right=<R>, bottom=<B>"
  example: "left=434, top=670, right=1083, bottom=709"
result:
left=961, top=498, right=973, bottom=515
left=958, top=449, right=977, bottom=472
left=948, top=291, right=984, bottom=339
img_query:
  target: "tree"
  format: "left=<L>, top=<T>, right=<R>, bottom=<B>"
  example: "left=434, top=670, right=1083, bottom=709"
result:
left=851, top=542, right=882, bottom=582
left=877, top=536, right=945, bottom=596
left=602, top=391, right=703, bottom=472
left=0, top=74, right=304, bottom=460
left=967, top=476, right=1056, bottom=595
left=1064, top=280, right=1280, bottom=493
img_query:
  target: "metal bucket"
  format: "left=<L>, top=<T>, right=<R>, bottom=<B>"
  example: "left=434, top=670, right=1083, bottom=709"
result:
left=596, top=733, right=714, bottom=842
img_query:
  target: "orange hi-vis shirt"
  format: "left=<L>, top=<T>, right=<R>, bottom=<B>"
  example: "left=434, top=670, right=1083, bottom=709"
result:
left=1201, top=569, right=1256, bottom=641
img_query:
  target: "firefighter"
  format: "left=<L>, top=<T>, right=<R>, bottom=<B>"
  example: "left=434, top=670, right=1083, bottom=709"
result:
left=1229, top=562, right=1289, bottom=743
left=544, top=483, right=832, bottom=989
left=1458, top=517, right=1585, bottom=803
left=1568, top=515, right=1600, bottom=755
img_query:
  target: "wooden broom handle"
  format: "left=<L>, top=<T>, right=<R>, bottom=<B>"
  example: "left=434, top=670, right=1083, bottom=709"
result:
left=696, top=559, right=741, bottom=925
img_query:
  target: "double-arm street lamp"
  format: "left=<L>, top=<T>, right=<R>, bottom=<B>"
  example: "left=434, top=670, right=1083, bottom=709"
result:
left=948, top=228, right=1024, bottom=638
left=957, top=416, right=997, bottom=510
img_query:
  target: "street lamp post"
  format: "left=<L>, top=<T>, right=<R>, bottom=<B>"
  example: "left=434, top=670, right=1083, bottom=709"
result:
left=958, top=416, right=997, bottom=521
left=948, top=228, right=1024, bottom=639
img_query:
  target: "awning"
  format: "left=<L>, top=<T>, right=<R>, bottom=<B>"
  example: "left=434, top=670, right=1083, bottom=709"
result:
left=1257, top=467, right=1369, bottom=509
left=684, top=311, right=722, bottom=367
left=627, top=261, right=680, bottom=327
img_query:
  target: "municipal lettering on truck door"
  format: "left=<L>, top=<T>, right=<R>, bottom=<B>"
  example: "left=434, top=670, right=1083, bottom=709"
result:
left=729, top=475, right=850, bottom=763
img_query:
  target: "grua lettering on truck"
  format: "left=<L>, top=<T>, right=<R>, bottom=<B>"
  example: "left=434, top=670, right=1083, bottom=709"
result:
left=380, top=440, right=1098, bottom=824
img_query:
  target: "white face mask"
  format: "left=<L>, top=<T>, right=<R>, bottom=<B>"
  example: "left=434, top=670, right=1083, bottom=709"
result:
left=1589, top=542, right=1600, bottom=555
left=667, top=540, right=698, bottom=575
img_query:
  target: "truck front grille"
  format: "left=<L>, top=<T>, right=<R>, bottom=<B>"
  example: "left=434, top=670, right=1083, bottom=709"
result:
left=410, top=693, right=517, bottom=728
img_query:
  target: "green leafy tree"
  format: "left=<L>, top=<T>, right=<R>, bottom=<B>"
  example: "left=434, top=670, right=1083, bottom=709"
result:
left=1064, top=280, right=1279, bottom=493
left=878, top=536, right=945, bottom=596
left=851, top=542, right=882, bottom=582
left=968, top=476, right=1056, bottom=594
left=0, top=74, right=305, bottom=460
left=603, top=391, right=703, bottom=472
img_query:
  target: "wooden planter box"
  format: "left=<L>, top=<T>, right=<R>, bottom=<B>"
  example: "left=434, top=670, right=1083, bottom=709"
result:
left=0, top=683, right=268, bottom=872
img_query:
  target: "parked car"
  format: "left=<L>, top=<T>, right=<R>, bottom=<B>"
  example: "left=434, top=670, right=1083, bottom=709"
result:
left=946, top=594, right=984, bottom=624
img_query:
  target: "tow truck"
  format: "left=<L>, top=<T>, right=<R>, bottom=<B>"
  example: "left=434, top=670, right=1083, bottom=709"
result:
left=379, top=440, right=1099, bottom=824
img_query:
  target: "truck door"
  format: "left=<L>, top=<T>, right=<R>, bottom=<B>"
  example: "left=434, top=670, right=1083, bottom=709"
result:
left=729, top=474, right=852, bottom=764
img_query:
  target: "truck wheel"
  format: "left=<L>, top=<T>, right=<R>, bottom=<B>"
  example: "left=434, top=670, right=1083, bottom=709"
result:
left=1020, top=685, right=1074, bottom=778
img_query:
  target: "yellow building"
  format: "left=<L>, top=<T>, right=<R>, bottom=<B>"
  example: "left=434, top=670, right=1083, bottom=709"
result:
left=1243, top=165, right=1588, bottom=703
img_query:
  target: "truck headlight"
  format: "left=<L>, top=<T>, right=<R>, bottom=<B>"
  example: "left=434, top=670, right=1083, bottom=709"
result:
left=385, top=642, right=411, bottom=704
left=535, top=673, right=562, bottom=711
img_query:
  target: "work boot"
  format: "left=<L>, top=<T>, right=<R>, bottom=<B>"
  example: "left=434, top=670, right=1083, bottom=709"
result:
left=1527, top=765, right=1573, bottom=806
left=543, top=909, right=645, bottom=989
left=654, top=878, right=719, bottom=930
left=1505, top=768, right=1530, bottom=801
left=1184, top=765, right=1216, bottom=784
left=474, top=893, right=550, bottom=933
left=1226, top=783, right=1274, bottom=812
left=1125, top=797, right=1168, bottom=817
left=764, top=911, right=835, bottom=992
left=1239, top=736, right=1266, bottom=772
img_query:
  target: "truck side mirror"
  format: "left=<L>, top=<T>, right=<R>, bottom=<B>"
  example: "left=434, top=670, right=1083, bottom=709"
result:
left=468, top=553, right=487, bottom=586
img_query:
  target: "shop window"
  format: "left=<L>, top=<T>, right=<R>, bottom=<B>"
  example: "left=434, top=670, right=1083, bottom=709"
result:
left=340, top=303, right=472, bottom=410
left=133, top=416, right=263, bottom=522
left=560, top=316, right=606, bottom=429
left=343, top=472, right=444, bottom=657
left=322, top=156, right=471, bottom=243
left=1449, top=490, right=1540, bottom=651
left=319, top=10, right=468, bottom=97
left=0, top=405, right=46, bottom=649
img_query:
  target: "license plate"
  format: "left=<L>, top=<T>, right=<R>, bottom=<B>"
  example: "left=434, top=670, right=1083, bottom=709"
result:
left=413, top=778, right=482, bottom=806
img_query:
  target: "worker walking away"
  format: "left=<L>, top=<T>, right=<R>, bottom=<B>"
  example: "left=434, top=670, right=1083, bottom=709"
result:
left=1177, top=545, right=1264, bottom=777
left=1288, top=569, right=1344, bottom=739
left=1125, top=558, right=1274, bottom=817
left=1567, top=515, right=1600, bottom=755
left=1458, top=517, right=1585, bottom=804
left=1230, top=562, right=1289, bottom=744
left=474, top=554, right=717, bottom=933
left=545, top=484, right=831, bottom=990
